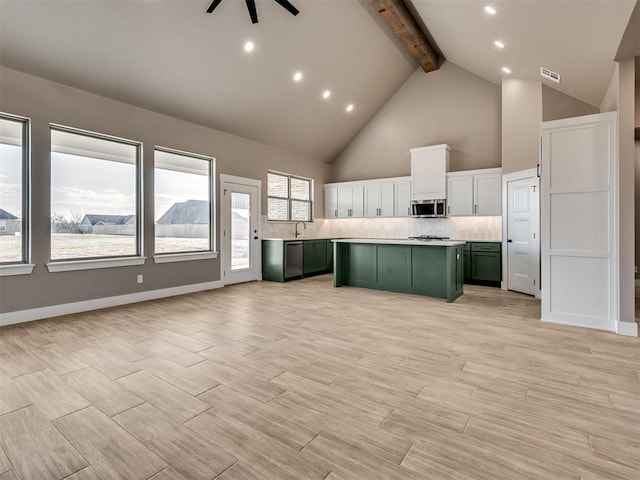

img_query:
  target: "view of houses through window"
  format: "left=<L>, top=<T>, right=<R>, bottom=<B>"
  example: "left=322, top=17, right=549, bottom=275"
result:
left=154, top=148, right=212, bottom=254
left=50, top=126, right=140, bottom=260
left=0, top=114, right=28, bottom=264
left=267, top=171, right=312, bottom=222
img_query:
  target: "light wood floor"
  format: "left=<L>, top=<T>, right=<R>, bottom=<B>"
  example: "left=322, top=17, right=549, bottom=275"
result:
left=1, top=276, right=639, bottom=480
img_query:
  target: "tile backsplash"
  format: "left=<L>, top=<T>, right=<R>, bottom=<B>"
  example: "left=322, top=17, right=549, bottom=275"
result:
left=262, top=215, right=502, bottom=241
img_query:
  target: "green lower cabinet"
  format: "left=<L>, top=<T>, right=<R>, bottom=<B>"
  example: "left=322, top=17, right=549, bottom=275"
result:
left=303, top=240, right=328, bottom=276
left=263, top=239, right=333, bottom=282
left=334, top=242, right=463, bottom=302
left=465, top=242, right=502, bottom=286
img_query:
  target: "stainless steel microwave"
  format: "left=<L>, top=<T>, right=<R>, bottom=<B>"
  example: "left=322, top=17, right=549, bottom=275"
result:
left=411, top=199, right=447, bottom=218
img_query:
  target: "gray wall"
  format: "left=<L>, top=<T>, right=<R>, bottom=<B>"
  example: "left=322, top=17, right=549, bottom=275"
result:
left=0, top=67, right=330, bottom=313
left=541, top=85, right=599, bottom=122
left=501, top=79, right=542, bottom=175
left=330, top=62, right=502, bottom=182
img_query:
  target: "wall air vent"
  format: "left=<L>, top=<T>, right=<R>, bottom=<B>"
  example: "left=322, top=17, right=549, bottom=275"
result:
left=540, top=67, right=561, bottom=83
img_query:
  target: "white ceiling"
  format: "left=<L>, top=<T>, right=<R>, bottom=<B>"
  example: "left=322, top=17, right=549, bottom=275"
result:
left=0, top=0, right=416, bottom=163
left=411, top=0, right=637, bottom=107
left=0, top=1, right=636, bottom=163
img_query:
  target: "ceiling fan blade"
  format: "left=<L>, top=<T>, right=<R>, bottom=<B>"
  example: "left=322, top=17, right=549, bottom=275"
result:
left=245, top=0, right=258, bottom=23
left=206, top=0, right=223, bottom=14
left=273, top=0, right=299, bottom=16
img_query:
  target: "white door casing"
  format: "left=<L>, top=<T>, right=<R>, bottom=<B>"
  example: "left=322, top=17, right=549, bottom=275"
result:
left=540, top=111, right=618, bottom=332
left=503, top=171, right=540, bottom=296
left=220, top=174, right=261, bottom=285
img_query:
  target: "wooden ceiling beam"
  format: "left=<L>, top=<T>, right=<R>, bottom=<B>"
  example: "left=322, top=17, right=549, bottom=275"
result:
left=369, top=0, right=439, bottom=73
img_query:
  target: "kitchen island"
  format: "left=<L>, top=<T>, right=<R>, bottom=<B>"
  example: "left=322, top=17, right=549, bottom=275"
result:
left=332, top=239, right=465, bottom=302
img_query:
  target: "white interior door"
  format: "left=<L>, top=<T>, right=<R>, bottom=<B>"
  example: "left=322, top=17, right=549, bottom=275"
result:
left=506, top=176, right=539, bottom=296
left=541, top=111, right=617, bottom=332
left=221, top=175, right=261, bottom=285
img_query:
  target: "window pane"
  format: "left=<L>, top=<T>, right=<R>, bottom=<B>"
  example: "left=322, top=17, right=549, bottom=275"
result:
left=290, top=177, right=310, bottom=201
left=50, top=128, right=138, bottom=260
left=231, top=192, right=250, bottom=270
left=154, top=150, right=210, bottom=254
left=267, top=173, right=288, bottom=198
left=291, top=200, right=311, bottom=221
left=0, top=116, right=25, bottom=264
left=268, top=198, right=288, bottom=221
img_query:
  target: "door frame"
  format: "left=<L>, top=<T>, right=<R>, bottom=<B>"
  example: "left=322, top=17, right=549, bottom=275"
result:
left=501, top=168, right=540, bottom=298
left=219, top=174, right=262, bottom=285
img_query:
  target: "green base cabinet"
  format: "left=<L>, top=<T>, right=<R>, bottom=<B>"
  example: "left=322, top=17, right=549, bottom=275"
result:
left=464, top=242, right=502, bottom=286
left=333, top=241, right=464, bottom=303
left=263, top=239, right=333, bottom=282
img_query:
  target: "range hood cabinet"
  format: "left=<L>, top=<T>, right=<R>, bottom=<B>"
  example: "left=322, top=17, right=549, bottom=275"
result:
left=410, top=144, right=450, bottom=201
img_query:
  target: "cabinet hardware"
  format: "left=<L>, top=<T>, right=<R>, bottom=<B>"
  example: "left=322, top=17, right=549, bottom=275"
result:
left=474, top=205, right=478, bottom=214
left=334, top=209, right=338, bottom=217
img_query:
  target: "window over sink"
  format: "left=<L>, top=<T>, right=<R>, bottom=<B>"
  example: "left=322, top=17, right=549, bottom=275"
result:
left=267, top=171, right=312, bottom=222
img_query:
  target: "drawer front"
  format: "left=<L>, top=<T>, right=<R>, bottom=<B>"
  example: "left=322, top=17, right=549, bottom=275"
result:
left=470, top=242, right=501, bottom=253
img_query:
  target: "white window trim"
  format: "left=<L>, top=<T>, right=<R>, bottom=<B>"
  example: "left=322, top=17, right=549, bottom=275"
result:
left=267, top=170, right=313, bottom=222
left=46, top=256, right=146, bottom=272
left=0, top=112, right=31, bottom=268
left=154, top=145, right=217, bottom=256
left=49, top=124, right=144, bottom=263
left=153, top=251, right=218, bottom=264
left=0, top=264, right=35, bottom=276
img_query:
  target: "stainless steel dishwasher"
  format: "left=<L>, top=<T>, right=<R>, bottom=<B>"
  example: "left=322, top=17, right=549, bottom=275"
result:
left=285, top=241, right=303, bottom=280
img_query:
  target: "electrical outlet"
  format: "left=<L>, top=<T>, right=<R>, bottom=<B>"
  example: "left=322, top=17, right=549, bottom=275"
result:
left=137, top=274, right=143, bottom=284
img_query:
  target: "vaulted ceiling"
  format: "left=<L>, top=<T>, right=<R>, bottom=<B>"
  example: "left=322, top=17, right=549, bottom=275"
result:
left=0, top=0, right=637, bottom=163
left=0, top=0, right=416, bottom=163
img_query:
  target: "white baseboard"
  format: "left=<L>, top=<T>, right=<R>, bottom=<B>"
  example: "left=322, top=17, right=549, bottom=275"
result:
left=616, top=320, right=639, bottom=337
left=0, top=280, right=224, bottom=327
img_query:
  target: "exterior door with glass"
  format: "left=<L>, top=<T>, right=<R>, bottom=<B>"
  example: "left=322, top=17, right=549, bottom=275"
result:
left=220, top=175, right=261, bottom=285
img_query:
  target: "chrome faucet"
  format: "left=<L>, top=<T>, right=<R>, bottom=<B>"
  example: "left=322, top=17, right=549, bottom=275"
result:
left=294, top=221, right=306, bottom=238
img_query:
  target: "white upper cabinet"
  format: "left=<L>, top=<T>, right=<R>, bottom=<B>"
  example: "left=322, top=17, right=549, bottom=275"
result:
left=474, top=172, right=502, bottom=216
left=394, top=179, right=411, bottom=217
left=446, top=168, right=502, bottom=217
left=337, top=184, right=364, bottom=218
left=365, top=182, right=394, bottom=218
left=446, top=175, right=474, bottom=216
left=325, top=185, right=338, bottom=219
left=411, top=144, right=450, bottom=201
left=325, top=177, right=410, bottom=219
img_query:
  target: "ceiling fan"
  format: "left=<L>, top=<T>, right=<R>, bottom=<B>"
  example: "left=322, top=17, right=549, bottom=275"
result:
left=206, top=0, right=300, bottom=24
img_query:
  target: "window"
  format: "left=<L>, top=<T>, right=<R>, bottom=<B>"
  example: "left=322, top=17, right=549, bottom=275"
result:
left=0, top=113, right=29, bottom=268
left=154, top=147, right=214, bottom=256
left=50, top=125, right=141, bottom=262
left=267, top=171, right=312, bottom=221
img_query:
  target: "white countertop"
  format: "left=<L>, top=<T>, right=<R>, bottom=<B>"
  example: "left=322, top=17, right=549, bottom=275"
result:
left=262, top=237, right=336, bottom=241
left=332, top=238, right=466, bottom=247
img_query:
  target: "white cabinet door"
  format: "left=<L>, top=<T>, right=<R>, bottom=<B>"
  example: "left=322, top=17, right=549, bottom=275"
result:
left=364, top=184, right=379, bottom=218
left=337, top=185, right=364, bottom=218
left=351, top=184, right=364, bottom=217
left=474, top=173, right=502, bottom=216
left=411, top=146, right=449, bottom=200
left=337, top=186, right=352, bottom=217
left=365, top=182, right=393, bottom=218
left=394, top=180, right=411, bottom=217
left=378, top=183, right=394, bottom=217
left=447, top=175, right=473, bottom=216
left=324, top=186, right=338, bottom=218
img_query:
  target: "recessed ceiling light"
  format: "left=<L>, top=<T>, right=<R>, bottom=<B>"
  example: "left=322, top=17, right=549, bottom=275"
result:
left=243, top=41, right=255, bottom=53
left=502, top=66, right=511, bottom=74
left=293, top=71, right=303, bottom=82
left=494, top=40, right=505, bottom=49
left=346, top=104, right=354, bottom=113
left=322, top=90, right=331, bottom=99
left=484, top=6, right=496, bottom=15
